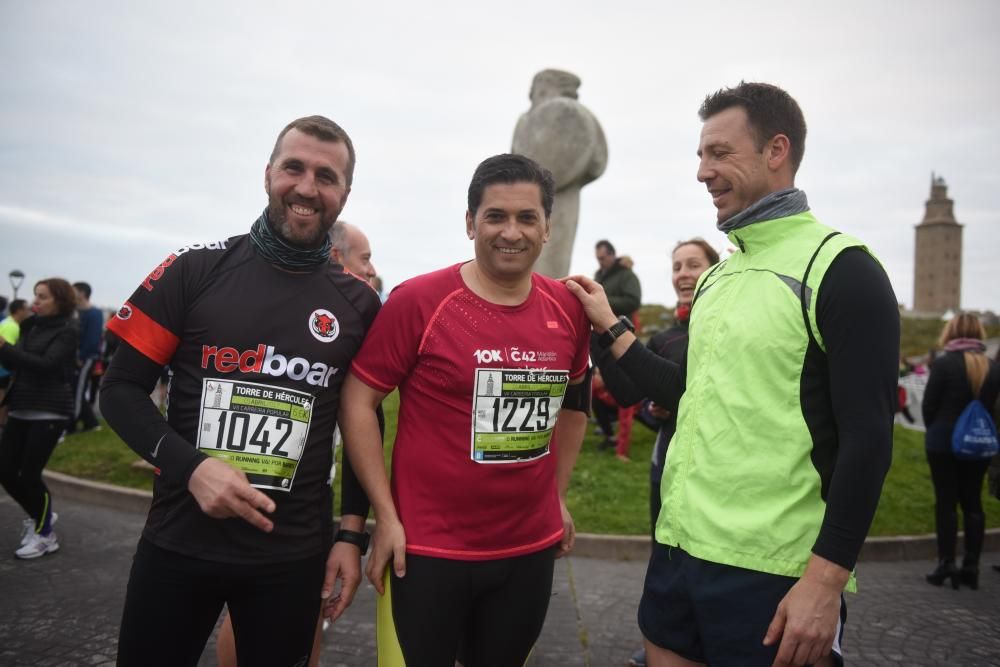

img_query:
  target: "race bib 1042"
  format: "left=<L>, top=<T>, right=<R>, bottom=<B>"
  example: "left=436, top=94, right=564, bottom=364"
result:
left=196, top=378, right=314, bottom=491
left=471, top=368, right=569, bottom=464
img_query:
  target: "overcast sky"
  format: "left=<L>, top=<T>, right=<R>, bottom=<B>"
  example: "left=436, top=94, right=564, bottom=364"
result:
left=2, top=1, right=997, bottom=313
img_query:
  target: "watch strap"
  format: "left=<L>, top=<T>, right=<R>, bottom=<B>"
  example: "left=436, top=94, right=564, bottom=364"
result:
left=597, top=316, right=634, bottom=348
left=334, top=529, right=370, bottom=555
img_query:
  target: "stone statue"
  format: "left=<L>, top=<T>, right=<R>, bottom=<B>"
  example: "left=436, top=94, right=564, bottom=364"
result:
left=512, top=69, right=608, bottom=277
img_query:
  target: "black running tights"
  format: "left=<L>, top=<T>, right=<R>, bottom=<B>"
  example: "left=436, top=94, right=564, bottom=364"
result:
left=0, top=417, right=61, bottom=530
left=390, top=546, right=556, bottom=667
left=926, top=449, right=990, bottom=565
left=117, top=539, right=325, bottom=667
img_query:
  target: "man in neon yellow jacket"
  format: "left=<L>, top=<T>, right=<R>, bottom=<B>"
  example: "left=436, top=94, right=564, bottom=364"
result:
left=566, top=82, right=898, bottom=667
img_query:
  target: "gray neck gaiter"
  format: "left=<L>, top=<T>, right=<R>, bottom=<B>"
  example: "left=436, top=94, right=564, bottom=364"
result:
left=717, top=188, right=810, bottom=233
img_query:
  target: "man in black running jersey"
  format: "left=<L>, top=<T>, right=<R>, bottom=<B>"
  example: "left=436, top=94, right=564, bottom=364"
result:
left=102, top=116, right=381, bottom=667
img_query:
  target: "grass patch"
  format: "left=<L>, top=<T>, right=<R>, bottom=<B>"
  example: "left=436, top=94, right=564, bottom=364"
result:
left=48, top=426, right=157, bottom=491
left=48, top=402, right=997, bottom=536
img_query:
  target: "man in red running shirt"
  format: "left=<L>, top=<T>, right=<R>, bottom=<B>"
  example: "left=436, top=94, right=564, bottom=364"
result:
left=340, top=153, right=592, bottom=667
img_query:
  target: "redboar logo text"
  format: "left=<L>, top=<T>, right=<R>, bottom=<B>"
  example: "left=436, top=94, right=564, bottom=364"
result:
left=142, top=254, right=178, bottom=292
left=201, top=344, right=338, bottom=387
left=141, top=241, right=228, bottom=292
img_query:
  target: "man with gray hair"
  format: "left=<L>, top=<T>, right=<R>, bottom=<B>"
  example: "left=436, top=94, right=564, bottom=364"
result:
left=329, top=221, right=377, bottom=283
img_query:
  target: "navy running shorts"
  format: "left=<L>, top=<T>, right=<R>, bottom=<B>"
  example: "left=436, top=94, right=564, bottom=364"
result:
left=638, top=543, right=845, bottom=667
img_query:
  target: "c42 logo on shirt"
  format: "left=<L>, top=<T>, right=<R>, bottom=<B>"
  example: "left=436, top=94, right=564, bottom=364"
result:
left=471, top=368, right=569, bottom=463
left=196, top=378, right=313, bottom=491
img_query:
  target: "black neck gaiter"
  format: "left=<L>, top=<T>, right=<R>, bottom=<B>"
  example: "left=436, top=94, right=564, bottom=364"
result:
left=248, top=209, right=332, bottom=271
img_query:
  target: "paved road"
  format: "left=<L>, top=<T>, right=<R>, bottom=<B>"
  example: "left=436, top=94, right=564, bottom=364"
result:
left=2, top=495, right=999, bottom=666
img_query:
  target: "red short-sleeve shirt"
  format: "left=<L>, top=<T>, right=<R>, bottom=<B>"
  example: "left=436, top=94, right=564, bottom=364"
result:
left=351, top=263, right=590, bottom=560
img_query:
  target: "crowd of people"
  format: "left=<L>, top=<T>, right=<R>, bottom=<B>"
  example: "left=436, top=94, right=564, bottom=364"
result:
left=0, top=79, right=996, bottom=667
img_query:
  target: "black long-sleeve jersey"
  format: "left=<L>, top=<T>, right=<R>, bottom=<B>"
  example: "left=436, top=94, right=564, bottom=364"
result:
left=103, top=233, right=381, bottom=564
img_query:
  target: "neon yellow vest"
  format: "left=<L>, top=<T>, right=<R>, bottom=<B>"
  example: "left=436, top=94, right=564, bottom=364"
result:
left=656, top=211, right=873, bottom=590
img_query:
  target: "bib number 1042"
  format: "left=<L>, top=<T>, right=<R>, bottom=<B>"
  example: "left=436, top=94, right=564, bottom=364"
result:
left=213, top=413, right=293, bottom=456
left=491, top=397, right=550, bottom=433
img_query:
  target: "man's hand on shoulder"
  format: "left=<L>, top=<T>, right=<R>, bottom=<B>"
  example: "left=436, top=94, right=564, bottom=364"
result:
left=187, top=457, right=276, bottom=532
left=560, top=275, right=618, bottom=332
left=764, top=553, right=848, bottom=667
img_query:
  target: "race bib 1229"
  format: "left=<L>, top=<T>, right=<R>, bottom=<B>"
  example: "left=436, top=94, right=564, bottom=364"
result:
left=471, top=368, right=568, bottom=463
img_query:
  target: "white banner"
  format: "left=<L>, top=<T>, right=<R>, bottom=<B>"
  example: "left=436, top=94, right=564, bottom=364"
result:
left=895, top=372, right=927, bottom=432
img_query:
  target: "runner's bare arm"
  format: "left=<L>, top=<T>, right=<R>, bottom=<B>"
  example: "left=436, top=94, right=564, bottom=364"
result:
left=339, top=372, right=403, bottom=594
left=553, top=376, right=587, bottom=558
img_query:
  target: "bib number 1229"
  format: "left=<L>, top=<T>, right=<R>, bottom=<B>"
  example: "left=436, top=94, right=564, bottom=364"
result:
left=491, top=397, right=550, bottom=433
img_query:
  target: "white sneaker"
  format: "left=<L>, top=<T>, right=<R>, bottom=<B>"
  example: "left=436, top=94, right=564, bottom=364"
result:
left=18, top=512, right=58, bottom=547
left=15, top=530, right=59, bottom=559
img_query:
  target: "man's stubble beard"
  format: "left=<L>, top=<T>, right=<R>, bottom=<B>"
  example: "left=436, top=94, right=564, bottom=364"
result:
left=266, top=199, right=337, bottom=249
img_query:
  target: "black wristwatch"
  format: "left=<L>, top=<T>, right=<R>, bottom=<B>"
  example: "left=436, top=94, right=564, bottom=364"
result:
left=334, top=529, right=371, bottom=555
left=597, top=315, right=635, bottom=348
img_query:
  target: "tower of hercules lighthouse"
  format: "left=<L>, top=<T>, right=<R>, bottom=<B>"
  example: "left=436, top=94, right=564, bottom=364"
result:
left=913, top=174, right=962, bottom=314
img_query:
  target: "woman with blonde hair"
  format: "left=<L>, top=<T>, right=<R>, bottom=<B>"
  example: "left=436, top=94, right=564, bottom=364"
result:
left=922, top=312, right=1000, bottom=589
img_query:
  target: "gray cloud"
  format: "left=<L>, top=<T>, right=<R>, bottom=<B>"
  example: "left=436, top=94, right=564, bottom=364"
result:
left=2, top=0, right=997, bottom=311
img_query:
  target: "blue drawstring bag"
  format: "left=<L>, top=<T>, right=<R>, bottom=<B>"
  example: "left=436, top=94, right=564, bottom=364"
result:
left=951, top=399, right=999, bottom=460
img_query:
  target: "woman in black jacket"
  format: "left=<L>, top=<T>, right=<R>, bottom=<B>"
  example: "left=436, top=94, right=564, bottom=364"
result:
left=0, top=278, right=79, bottom=559
left=922, top=312, right=1000, bottom=590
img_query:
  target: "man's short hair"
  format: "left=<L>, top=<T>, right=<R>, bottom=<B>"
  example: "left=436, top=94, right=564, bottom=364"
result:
left=328, top=221, right=352, bottom=258
left=595, top=239, right=616, bottom=256
left=72, top=281, right=92, bottom=299
left=270, top=115, right=356, bottom=187
left=698, top=82, right=807, bottom=174
left=467, top=154, right=555, bottom=219
left=8, top=299, right=27, bottom=316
